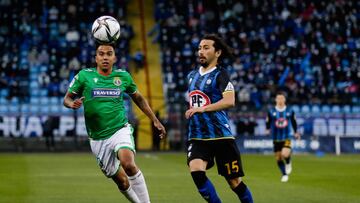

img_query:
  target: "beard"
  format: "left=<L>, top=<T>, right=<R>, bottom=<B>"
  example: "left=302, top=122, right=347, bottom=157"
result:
left=199, top=58, right=209, bottom=68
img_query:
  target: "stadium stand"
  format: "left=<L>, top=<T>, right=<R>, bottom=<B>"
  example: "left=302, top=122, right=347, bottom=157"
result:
left=0, top=0, right=133, bottom=116
left=153, top=0, right=360, bottom=110
left=0, top=0, right=360, bottom=151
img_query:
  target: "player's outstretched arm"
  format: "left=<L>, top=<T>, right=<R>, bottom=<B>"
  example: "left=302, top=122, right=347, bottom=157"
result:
left=130, top=91, right=166, bottom=139
left=63, top=92, right=84, bottom=109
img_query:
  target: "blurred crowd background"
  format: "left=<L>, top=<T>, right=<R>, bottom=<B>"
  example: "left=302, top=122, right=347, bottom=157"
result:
left=154, top=0, right=359, bottom=108
left=0, top=0, right=359, bottom=151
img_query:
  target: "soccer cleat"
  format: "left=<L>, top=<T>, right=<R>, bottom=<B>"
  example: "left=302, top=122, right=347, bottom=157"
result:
left=281, top=175, right=289, bottom=182
left=285, top=163, right=292, bottom=175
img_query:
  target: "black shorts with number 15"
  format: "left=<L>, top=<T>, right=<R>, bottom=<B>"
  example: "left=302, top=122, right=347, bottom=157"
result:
left=187, top=139, right=245, bottom=179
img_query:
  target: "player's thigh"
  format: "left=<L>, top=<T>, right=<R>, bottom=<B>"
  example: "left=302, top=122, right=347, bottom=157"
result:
left=111, top=124, right=136, bottom=155
left=89, top=125, right=136, bottom=177
left=189, top=158, right=208, bottom=171
left=187, top=140, right=214, bottom=171
left=110, top=126, right=138, bottom=172
left=281, top=140, right=292, bottom=157
left=281, top=147, right=292, bottom=158
left=90, top=139, right=119, bottom=177
left=274, top=151, right=282, bottom=160
left=273, top=141, right=284, bottom=160
left=117, top=148, right=137, bottom=171
left=215, top=139, right=244, bottom=179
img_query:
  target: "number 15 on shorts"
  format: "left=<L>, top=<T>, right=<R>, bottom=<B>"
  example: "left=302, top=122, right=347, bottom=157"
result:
left=225, top=160, right=239, bottom=175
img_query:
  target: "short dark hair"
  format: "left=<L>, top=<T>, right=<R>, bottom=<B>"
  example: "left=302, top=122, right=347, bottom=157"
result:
left=95, top=42, right=117, bottom=51
left=201, top=34, right=234, bottom=62
left=276, top=91, right=287, bottom=98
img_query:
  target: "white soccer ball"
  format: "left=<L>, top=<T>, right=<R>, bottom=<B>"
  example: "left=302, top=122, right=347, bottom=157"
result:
left=91, top=16, right=121, bottom=44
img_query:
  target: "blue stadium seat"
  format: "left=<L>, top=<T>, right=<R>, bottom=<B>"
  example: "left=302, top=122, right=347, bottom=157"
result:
left=0, top=97, right=7, bottom=105
left=39, top=89, right=48, bottom=97
left=311, top=105, right=321, bottom=114
left=29, top=105, right=40, bottom=114
left=40, top=65, right=48, bottom=72
left=10, top=97, right=19, bottom=105
left=40, top=97, right=50, bottom=105
left=50, top=104, right=61, bottom=114
left=331, top=105, right=341, bottom=113
left=343, top=105, right=351, bottom=113
left=0, top=89, right=8, bottom=97
left=0, top=104, right=8, bottom=114
left=30, top=81, right=39, bottom=89
left=291, top=105, right=300, bottom=113
left=30, top=73, right=38, bottom=81
left=30, top=89, right=40, bottom=97
left=321, top=105, right=331, bottom=113
left=9, top=104, right=19, bottom=113
left=301, top=105, right=310, bottom=113
left=40, top=105, right=50, bottom=114
left=21, top=104, right=30, bottom=114
left=50, top=97, right=59, bottom=104
left=61, top=106, right=73, bottom=114
left=352, top=106, right=360, bottom=113
left=30, top=97, right=40, bottom=104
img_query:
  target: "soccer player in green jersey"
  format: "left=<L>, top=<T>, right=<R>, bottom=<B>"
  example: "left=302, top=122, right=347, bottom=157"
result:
left=64, top=43, right=166, bottom=203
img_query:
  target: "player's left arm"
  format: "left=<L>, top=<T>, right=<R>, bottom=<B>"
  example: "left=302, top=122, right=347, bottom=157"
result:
left=290, top=110, right=301, bottom=139
left=185, top=70, right=235, bottom=119
left=130, top=91, right=166, bottom=139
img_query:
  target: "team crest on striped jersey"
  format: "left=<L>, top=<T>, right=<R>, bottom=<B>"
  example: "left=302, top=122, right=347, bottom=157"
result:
left=275, top=118, right=288, bottom=128
left=189, top=90, right=211, bottom=108
left=113, top=77, right=122, bottom=86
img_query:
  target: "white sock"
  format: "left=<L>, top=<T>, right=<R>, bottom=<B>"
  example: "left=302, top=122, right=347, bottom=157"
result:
left=128, top=170, right=150, bottom=203
left=120, top=185, right=140, bottom=203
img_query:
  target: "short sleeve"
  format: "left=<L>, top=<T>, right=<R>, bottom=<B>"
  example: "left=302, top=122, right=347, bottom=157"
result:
left=216, top=69, right=234, bottom=93
left=68, top=72, right=83, bottom=95
left=124, top=72, right=138, bottom=94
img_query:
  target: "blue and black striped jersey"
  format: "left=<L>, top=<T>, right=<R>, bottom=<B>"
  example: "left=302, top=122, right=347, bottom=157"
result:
left=266, top=107, right=297, bottom=141
left=186, top=66, right=234, bottom=140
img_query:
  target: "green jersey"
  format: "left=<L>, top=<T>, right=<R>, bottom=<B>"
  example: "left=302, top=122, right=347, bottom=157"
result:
left=68, top=67, right=137, bottom=140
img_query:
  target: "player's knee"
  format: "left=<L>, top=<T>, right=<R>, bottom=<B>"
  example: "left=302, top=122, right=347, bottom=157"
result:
left=191, top=171, right=208, bottom=188
left=227, top=177, right=242, bottom=189
left=121, top=161, right=138, bottom=175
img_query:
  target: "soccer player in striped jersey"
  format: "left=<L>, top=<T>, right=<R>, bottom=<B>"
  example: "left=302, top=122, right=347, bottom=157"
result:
left=266, top=91, right=300, bottom=182
left=64, top=43, right=166, bottom=202
left=185, top=34, right=253, bottom=203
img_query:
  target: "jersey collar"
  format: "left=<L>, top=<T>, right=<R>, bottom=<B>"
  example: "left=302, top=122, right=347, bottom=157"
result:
left=275, top=106, right=287, bottom=112
left=199, top=66, right=217, bottom=76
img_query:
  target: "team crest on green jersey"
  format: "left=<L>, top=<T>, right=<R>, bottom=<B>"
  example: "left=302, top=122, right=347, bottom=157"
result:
left=113, top=77, right=122, bottom=86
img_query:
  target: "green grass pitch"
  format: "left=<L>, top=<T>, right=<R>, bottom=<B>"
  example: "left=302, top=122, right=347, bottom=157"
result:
left=0, top=152, right=359, bottom=203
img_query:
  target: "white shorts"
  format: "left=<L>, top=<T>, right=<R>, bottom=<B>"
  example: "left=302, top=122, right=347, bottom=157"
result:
left=90, top=123, right=136, bottom=177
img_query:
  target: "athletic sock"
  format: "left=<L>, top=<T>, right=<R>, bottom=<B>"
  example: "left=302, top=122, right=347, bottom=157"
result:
left=120, top=185, right=140, bottom=203
left=232, top=181, right=253, bottom=203
left=277, top=160, right=286, bottom=175
left=128, top=170, right=150, bottom=203
left=285, top=156, right=291, bottom=164
left=191, top=171, right=221, bottom=203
